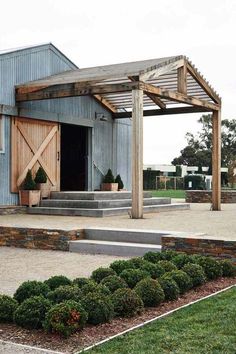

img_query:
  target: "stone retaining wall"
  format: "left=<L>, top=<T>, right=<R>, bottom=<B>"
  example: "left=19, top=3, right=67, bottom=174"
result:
left=162, top=236, right=236, bottom=263
left=0, top=226, right=84, bottom=251
left=186, top=190, right=236, bottom=203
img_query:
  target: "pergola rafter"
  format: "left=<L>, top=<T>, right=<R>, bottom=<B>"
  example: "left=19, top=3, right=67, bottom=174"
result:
left=15, top=55, right=222, bottom=218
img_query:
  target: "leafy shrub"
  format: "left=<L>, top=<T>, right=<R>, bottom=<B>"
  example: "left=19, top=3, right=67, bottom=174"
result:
left=73, top=277, right=94, bottom=288
left=81, top=282, right=111, bottom=297
left=160, top=250, right=179, bottom=261
left=220, top=259, right=236, bottom=277
left=14, top=281, right=50, bottom=303
left=182, top=263, right=206, bottom=287
left=120, top=269, right=150, bottom=288
left=165, top=270, right=193, bottom=294
left=47, top=285, right=82, bottom=304
left=0, top=295, right=18, bottom=322
left=111, top=288, right=144, bottom=317
left=184, top=174, right=206, bottom=190
left=110, top=260, right=135, bottom=274
left=139, top=261, right=165, bottom=279
left=82, top=293, right=114, bottom=325
left=159, top=276, right=180, bottom=301
left=23, top=170, right=36, bottom=190
left=91, top=267, right=116, bottom=283
left=127, top=257, right=145, bottom=268
left=34, top=166, right=47, bottom=184
left=45, top=275, right=72, bottom=290
left=103, top=169, right=115, bottom=183
left=100, top=275, right=128, bottom=293
left=115, top=174, right=124, bottom=189
left=134, top=279, right=165, bottom=307
left=157, top=260, right=177, bottom=273
left=14, top=296, right=51, bottom=329
left=196, top=257, right=223, bottom=280
left=172, top=254, right=192, bottom=269
left=43, top=300, right=87, bottom=337
left=143, top=252, right=163, bottom=263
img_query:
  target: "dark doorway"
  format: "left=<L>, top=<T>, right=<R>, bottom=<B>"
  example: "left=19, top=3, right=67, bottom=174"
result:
left=60, top=124, right=88, bottom=191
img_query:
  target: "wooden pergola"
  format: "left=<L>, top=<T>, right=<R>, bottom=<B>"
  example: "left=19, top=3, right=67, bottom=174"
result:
left=15, top=55, right=221, bottom=218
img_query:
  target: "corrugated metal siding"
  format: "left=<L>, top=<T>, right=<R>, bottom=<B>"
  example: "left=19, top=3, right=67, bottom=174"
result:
left=0, top=116, right=18, bottom=205
left=0, top=44, right=132, bottom=204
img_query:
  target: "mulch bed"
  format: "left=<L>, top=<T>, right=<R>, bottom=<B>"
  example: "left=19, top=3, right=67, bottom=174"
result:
left=0, top=277, right=235, bottom=354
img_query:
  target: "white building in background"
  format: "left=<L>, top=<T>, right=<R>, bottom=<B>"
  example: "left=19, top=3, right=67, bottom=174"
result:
left=143, top=164, right=227, bottom=177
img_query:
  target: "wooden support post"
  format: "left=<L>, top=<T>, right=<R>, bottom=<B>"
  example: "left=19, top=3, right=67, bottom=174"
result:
left=132, top=89, right=143, bottom=219
left=177, top=63, right=187, bottom=95
left=212, top=110, right=221, bottom=210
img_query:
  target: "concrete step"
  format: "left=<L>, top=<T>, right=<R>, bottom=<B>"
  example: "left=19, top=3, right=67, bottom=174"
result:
left=40, top=197, right=171, bottom=209
left=28, top=203, right=190, bottom=217
left=50, top=191, right=152, bottom=200
left=84, top=227, right=164, bottom=244
left=69, top=239, right=162, bottom=257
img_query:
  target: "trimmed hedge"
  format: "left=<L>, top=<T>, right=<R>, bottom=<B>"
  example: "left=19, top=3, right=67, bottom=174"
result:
left=14, top=296, right=51, bottom=329
left=143, top=252, right=163, bottom=263
left=82, top=293, right=114, bottom=325
left=81, top=282, right=111, bottom=297
left=134, top=279, right=165, bottom=307
left=159, top=276, right=180, bottom=301
left=47, top=285, right=82, bottom=304
left=111, top=288, right=144, bottom=317
left=220, top=259, right=236, bottom=277
left=73, top=278, right=94, bottom=288
left=0, top=295, right=18, bottom=323
left=120, top=269, right=150, bottom=288
left=165, top=270, right=193, bottom=294
left=45, top=275, right=72, bottom=290
left=139, top=261, right=165, bottom=279
left=14, top=281, right=50, bottom=303
left=91, top=267, right=116, bottom=283
left=157, top=260, right=177, bottom=273
left=196, top=256, right=223, bottom=280
left=43, top=300, right=87, bottom=337
left=110, top=260, right=135, bottom=275
left=100, top=275, right=128, bottom=293
left=182, top=263, right=206, bottom=287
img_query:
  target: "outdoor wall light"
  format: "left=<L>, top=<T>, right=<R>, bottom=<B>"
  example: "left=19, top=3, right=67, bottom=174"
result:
left=95, top=112, right=108, bottom=122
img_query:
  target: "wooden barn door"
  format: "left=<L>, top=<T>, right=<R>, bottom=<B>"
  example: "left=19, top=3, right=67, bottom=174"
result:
left=11, top=117, right=60, bottom=193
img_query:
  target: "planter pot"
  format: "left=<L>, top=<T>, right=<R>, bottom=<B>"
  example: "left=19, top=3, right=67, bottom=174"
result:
left=19, top=190, right=41, bottom=207
left=101, top=183, right=118, bottom=191
left=36, top=183, right=51, bottom=199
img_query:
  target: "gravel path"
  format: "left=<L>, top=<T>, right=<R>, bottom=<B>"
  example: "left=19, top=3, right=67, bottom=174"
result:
left=0, top=341, right=63, bottom=354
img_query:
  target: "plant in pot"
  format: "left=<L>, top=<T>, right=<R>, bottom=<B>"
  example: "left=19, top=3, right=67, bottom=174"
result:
left=101, top=169, right=118, bottom=191
left=19, top=170, right=41, bottom=207
left=34, top=166, right=50, bottom=199
left=115, top=174, right=125, bottom=191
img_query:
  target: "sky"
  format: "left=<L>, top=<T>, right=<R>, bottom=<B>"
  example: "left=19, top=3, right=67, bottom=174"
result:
left=0, top=0, right=235, bottom=164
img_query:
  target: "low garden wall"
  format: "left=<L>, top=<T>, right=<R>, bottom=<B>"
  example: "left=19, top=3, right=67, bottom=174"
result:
left=162, top=235, right=236, bottom=263
left=186, top=190, right=236, bottom=203
left=0, top=226, right=83, bottom=251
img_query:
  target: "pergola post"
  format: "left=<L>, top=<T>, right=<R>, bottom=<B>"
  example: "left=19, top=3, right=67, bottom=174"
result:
left=131, top=89, right=143, bottom=219
left=212, top=110, right=221, bottom=210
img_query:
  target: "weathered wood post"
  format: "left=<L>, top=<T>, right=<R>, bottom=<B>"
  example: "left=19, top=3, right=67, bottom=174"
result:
left=131, top=89, right=143, bottom=219
left=212, top=110, right=221, bottom=210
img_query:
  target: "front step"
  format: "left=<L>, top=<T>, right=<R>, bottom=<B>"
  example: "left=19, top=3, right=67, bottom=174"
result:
left=40, top=197, right=171, bottom=209
left=28, top=203, right=190, bottom=217
left=50, top=191, right=152, bottom=200
left=69, top=239, right=162, bottom=257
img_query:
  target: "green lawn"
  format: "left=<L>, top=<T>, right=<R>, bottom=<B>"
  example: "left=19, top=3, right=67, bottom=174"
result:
left=87, top=287, right=236, bottom=354
left=151, top=189, right=186, bottom=199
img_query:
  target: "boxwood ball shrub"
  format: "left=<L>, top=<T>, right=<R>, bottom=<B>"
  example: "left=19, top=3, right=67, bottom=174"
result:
left=82, top=293, right=114, bottom=325
left=196, top=256, right=223, bottom=280
left=91, top=267, right=116, bottom=283
left=43, top=300, right=87, bottom=337
left=111, top=288, right=144, bottom=317
left=127, top=257, right=145, bottom=268
left=165, top=270, right=193, bottom=294
left=139, top=261, right=165, bottom=279
left=160, top=250, right=179, bottom=261
left=182, top=263, right=206, bottom=287
left=143, top=251, right=163, bottom=264
left=110, top=260, right=135, bottom=275
left=172, top=254, right=193, bottom=269
left=100, top=275, right=128, bottom=293
left=81, top=282, right=111, bottom=297
left=157, top=260, right=177, bottom=273
left=134, top=278, right=165, bottom=307
left=44, top=275, right=72, bottom=290
left=47, top=285, right=82, bottom=304
left=0, top=295, right=18, bottom=322
left=120, top=269, right=150, bottom=288
left=220, top=259, right=236, bottom=277
left=14, top=296, right=51, bottom=329
left=73, top=277, right=95, bottom=288
left=159, top=276, right=180, bottom=301
left=14, top=280, right=50, bottom=303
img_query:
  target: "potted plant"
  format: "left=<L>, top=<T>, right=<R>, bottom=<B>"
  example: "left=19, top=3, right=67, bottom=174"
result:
left=115, top=174, right=125, bottom=191
left=34, top=166, right=50, bottom=199
left=101, top=169, right=118, bottom=191
left=19, top=170, right=41, bottom=207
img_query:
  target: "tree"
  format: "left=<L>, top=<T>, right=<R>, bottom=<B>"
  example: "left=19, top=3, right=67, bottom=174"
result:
left=172, top=115, right=236, bottom=181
